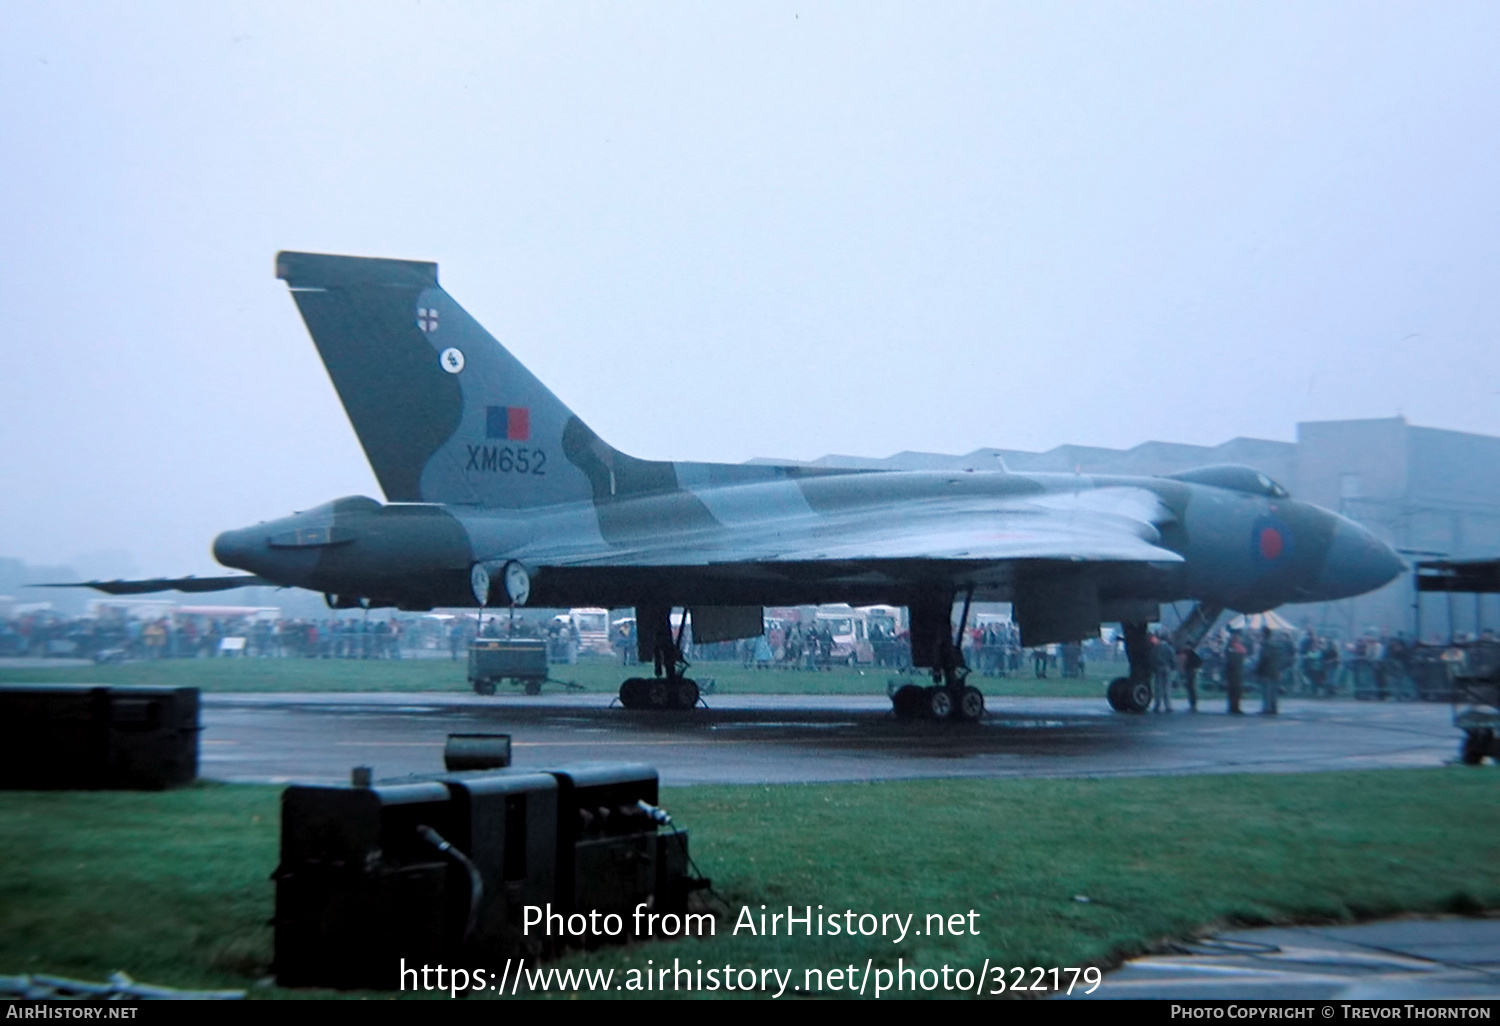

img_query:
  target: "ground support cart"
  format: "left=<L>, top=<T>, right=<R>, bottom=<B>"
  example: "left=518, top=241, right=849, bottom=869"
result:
left=467, top=639, right=580, bottom=696
left=1414, top=558, right=1500, bottom=765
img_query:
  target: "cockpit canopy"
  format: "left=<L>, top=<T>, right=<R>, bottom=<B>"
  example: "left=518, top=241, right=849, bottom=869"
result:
left=1166, top=464, right=1290, bottom=498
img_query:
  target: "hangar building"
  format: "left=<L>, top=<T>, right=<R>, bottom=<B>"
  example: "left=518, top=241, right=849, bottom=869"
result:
left=778, top=417, right=1500, bottom=640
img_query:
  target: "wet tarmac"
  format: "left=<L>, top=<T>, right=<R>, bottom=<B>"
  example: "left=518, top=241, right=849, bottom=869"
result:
left=1076, top=917, right=1500, bottom=999
left=197, top=693, right=1467, bottom=785
left=6, top=681, right=1491, bottom=1000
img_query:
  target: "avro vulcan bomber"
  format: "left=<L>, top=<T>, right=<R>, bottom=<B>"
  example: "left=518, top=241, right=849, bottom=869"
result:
left=79, top=252, right=1405, bottom=720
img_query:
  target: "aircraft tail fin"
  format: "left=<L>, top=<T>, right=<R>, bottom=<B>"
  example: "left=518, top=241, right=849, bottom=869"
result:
left=277, top=251, right=612, bottom=508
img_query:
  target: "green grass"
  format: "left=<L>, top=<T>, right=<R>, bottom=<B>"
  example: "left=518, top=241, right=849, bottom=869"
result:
left=1, top=769, right=1496, bottom=997
left=0, top=657, right=1115, bottom=699
left=0, top=783, right=279, bottom=991
left=0, top=657, right=473, bottom=693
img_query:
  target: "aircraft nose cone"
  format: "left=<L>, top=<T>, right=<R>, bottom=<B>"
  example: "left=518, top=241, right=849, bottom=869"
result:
left=212, top=527, right=263, bottom=572
left=1313, top=519, right=1405, bottom=600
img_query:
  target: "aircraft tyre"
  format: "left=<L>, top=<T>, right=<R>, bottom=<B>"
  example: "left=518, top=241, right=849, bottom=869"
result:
left=523, top=679, right=542, bottom=696
left=472, top=677, right=497, bottom=696
left=646, top=678, right=671, bottom=709
left=1460, top=728, right=1494, bottom=765
left=672, top=679, right=700, bottom=710
left=1107, top=677, right=1153, bottom=714
left=957, top=685, right=985, bottom=722
left=925, top=686, right=954, bottom=720
left=618, top=677, right=648, bottom=709
left=891, top=684, right=925, bottom=720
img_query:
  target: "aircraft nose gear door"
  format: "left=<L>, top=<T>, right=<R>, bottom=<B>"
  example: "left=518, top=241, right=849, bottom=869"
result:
left=1168, top=602, right=1223, bottom=653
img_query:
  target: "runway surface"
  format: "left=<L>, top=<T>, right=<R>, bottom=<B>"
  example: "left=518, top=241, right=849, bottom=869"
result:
left=1079, top=918, right=1500, bottom=999
left=198, top=692, right=1465, bottom=785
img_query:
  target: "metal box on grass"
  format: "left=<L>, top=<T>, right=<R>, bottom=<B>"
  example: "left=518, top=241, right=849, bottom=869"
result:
left=275, top=761, right=702, bottom=988
left=547, top=763, right=660, bottom=920
left=274, top=781, right=459, bottom=990
left=0, top=684, right=198, bottom=789
left=440, top=772, right=558, bottom=958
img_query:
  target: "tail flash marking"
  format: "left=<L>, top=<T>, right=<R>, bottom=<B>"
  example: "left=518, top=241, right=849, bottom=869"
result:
left=487, top=406, right=530, bottom=441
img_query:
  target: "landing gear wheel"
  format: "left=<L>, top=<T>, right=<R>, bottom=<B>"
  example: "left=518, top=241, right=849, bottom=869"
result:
left=891, top=684, right=925, bottom=720
left=957, top=685, right=985, bottom=722
left=1107, top=677, right=1152, bottom=713
left=646, top=678, right=671, bottom=709
left=1460, top=728, right=1494, bottom=765
left=1107, top=677, right=1130, bottom=712
left=472, top=678, right=496, bottom=696
left=618, top=677, right=647, bottom=709
left=523, top=680, right=542, bottom=696
left=925, top=686, right=954, bottom=720
left=672, top=679, right=700, bottom=710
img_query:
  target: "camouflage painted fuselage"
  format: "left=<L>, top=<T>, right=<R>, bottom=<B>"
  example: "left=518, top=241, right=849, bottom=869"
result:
left=210, top=252, right=1402, bottom=646
left=213, top=465, right=1399, bottom=615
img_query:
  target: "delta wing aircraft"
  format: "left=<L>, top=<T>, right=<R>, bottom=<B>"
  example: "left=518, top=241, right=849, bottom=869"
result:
left=74, top=252, right=1405, bottom=719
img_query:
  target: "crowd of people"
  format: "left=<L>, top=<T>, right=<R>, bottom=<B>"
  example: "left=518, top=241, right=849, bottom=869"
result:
left=722, top=618, right=1475, bottom=708
left=0, top=609, right=443, bottom=662
left=1137, top=624, right=1486, bottom=713
left=746, top=622, right=847, bottom=670
left=2, top=607, right=1487, bottom=708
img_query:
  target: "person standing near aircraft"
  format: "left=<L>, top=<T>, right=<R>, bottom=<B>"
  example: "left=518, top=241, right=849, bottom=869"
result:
left=1320, top=634, right=1342, bottom=696
left=1255, top=626, right=1283, bottom=714
left=1179, top=644, right=1203, bottom=712
left=1152, top=631, right=1176, bottom=712
left=1224, top=630, right=1247, bottom=714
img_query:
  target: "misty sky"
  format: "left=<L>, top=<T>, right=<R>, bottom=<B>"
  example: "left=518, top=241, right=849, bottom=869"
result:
left=2, top=2, right=1498, bottom=577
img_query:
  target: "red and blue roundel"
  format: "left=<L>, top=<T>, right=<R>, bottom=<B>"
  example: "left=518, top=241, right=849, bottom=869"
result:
left=1251, top=516, right=1293, bottom=567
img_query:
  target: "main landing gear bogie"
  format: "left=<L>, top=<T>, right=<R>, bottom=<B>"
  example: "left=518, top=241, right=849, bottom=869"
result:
left=889, top=587, right=987, bottom=723
left=891, top=683, right=986, bottom=722
left=615, top=606, right=703, bottom=712
left=618, top=676, right=700, bottom=711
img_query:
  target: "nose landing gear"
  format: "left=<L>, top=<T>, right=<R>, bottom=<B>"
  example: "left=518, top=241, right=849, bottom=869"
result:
left=1107, top=620, right=1154, bottom=714
left=1106, top=674, right=1153, bottom=713
left=1105, top=603, right=1224, bottom=713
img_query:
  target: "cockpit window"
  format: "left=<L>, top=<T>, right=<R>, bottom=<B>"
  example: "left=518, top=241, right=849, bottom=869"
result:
left=1167, top=464, right=1289, bottom=498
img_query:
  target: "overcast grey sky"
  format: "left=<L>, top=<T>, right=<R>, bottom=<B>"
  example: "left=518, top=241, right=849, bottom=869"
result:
left=2, top=1, right=1498, bottom=576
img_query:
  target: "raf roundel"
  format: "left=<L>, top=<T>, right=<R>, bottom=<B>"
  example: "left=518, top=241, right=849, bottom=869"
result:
left=1250, top=515, right=1294, bottom=566
left=439, top=348, right=465, bottom=374
left=1259, top=526, right=1284, bottom=560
